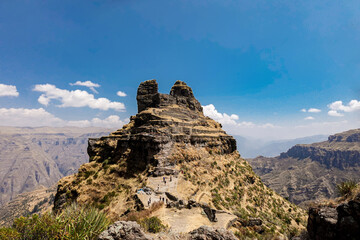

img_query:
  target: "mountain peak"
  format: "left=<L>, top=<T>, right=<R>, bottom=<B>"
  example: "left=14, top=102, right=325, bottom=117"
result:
left=136, top=79, right=202, bottom=113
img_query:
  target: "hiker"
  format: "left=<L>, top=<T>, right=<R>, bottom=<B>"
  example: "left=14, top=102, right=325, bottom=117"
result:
left=157, top=184, right=159, bottom=191
left=148, top=198, right=151, bottom=207
left=170, top=176, right=172, bottom=182
left=163, top=176, right=166, bottom=183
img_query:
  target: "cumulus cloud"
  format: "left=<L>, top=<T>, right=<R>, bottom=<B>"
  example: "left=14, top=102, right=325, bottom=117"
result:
left=328, top=110, right=344, bottom=117
left=0, top=108, right=64, bottom=127
left=304, top=116, right=314, bottom=120
left=327, top=100, right=360, bottom=117
left=117, top=91, right=127, bottom=97
left=203, top=104, right=239, bottom=125
left=0, top=84, right=19, bottom=97
left=70, top=81, right=100, bottom=93
left=301, top=108, right=321, bottom=113
left=34, top=84, right=125, bottom=111
left=67, top=115, right=128, bottom=128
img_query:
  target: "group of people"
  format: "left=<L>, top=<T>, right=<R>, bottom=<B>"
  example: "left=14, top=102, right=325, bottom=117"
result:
left=162, top=175, right=172, bottom=185
left=147, top=196, right=168, bottom=206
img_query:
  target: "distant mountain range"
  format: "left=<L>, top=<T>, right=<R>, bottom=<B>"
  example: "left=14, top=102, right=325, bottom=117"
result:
left=0, top=127, right=111, bottom=206
left=234, top=134, right=328, bottom=158
left=248, top=128, right=360, bottom=205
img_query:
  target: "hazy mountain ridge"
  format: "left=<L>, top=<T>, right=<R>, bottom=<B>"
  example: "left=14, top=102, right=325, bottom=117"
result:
left=248, top=128, right=360, bottom=205
left=235, top=135, right=328, bottom=158
left=0, top=127, right=111, bottom=206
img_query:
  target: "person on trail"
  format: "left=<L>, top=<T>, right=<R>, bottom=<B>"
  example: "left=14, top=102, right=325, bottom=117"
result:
left=148, top=198, right=151, bottom=207
left=170, top=176, right=172, bottom=182
left=163, top=176, right=166, bottom=183
left=157, top=184, right=159, bottom=191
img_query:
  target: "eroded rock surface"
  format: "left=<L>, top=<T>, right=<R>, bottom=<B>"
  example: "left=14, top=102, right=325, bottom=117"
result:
left=307, top=197, right=360, bottom=240
left=87, top=80, right=236, bottom=172
left=188, top=226, right=237, bottom=240
left=98, top=221, right=151, bottom=240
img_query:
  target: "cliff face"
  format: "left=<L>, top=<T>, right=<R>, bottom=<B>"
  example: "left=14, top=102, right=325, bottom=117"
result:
left=307, top=190, right=360, bottom=240
left=248, top=129, right=360, bottom=205
left=0, top=127, right=109, bottom=206
left=54, top=80, right=306, bottom=238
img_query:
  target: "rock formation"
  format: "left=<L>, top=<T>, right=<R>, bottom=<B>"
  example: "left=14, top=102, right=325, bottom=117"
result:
left=307, top=194, right=360, bottom=240
left=54, top=80, right=306, bottom=239
left=87, top=79, right=236, bottom=173
left=248, top=128, right=360, bottom=205
left=98, top=221, right=151, bottom=240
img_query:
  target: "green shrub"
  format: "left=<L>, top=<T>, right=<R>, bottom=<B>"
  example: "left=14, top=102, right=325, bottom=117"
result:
left=3, top=203, right=110, bottom=240
left=139, top=216, right=165, bottom=233
left=58, top=203, right=110, bottom=239
left=0, top=228, right=20, bottom=240
left=337, top=180, right=358, bottom=197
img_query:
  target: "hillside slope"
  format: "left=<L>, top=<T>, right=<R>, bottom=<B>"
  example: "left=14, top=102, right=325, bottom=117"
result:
left=0, top=127, right=110, bottom=206
left=248, top=129, right=360, bottom=205
left=54, top=80, right=306, bottom=238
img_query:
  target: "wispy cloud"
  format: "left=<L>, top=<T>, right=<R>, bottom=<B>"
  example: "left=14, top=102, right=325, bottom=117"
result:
left=304, top=116, right=314, bottom=120
left=0, top=107, right=127, bottom=128
left=301, top=108, right=321, bottom=113
left=70, top=81, right=100, bottom=93
left=34, top=84, right=125, bottom=111
left=0, top=83, right=19, bottom=97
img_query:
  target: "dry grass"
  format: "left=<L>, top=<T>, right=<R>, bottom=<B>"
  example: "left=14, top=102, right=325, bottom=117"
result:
left=125, top=201, right=164, bottom=222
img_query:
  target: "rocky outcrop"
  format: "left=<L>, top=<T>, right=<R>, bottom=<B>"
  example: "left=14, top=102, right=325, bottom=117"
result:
left=307, top=197, right=360, bottom=240
left=86, top=80, right=236, bottom=172
left=188, top=226, right=237, bottom=240
left=248, top=128, right=360, bottom=205
left=98, top=221, right=151, bottom=240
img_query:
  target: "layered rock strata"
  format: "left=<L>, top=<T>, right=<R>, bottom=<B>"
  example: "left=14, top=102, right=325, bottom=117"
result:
left=87, top=80, right=236, bottom=173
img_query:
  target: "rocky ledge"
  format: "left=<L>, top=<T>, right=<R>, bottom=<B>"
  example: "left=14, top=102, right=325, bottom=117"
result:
left=307, top=195, right=360, bottom=240
left=87, top=80, right=236, bottom=173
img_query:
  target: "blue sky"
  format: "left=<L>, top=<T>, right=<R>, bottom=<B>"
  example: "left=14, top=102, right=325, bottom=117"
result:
left=0, top=0, right=359, bottom=139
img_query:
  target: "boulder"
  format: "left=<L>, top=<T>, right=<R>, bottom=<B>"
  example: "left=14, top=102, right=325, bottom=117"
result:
left=98, top=221, right=151, bottom=240
left=188, top=226, right=237, bottom=240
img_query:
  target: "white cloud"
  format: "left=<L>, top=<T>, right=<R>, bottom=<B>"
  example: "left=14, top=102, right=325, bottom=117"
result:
left=301, top=108, right=321, bottom=113
left=0, top=107, right=127, bottom=129
left=202, top=104, right=359, bottom=140
left=328, top=110, right=344, bottom=117
left=308, top=108, right=321, bottom=113
left=203, top=104, right=239, bottom=125
left=0, top=108, right=64, bottom=127
left=328, top=100, right=360, bottom=117
left=117, top=91, right=127, bottom=97
left=34, top=84, right=125, bottom=111
left=67, top=115, right=128, bottom=128
left=0, top=84, right=19, bottom=97
left=70, top=81, right=100, bottom=93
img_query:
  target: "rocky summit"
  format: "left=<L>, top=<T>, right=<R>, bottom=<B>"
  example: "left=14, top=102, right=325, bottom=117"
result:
left=87, top=79, right=236, bottom=175
left=53, top=80, right=306, bottom=239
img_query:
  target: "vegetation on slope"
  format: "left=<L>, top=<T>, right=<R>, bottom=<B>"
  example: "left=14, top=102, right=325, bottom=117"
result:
left=0, top=203, right=110, bottom=240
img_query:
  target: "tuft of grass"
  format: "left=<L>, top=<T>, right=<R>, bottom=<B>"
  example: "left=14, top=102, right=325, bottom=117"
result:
left=0, top=203, right=110, bottom=240
left=336, top=180, right=358, bottom=197
left=139, top=216, right=165, bottom=233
